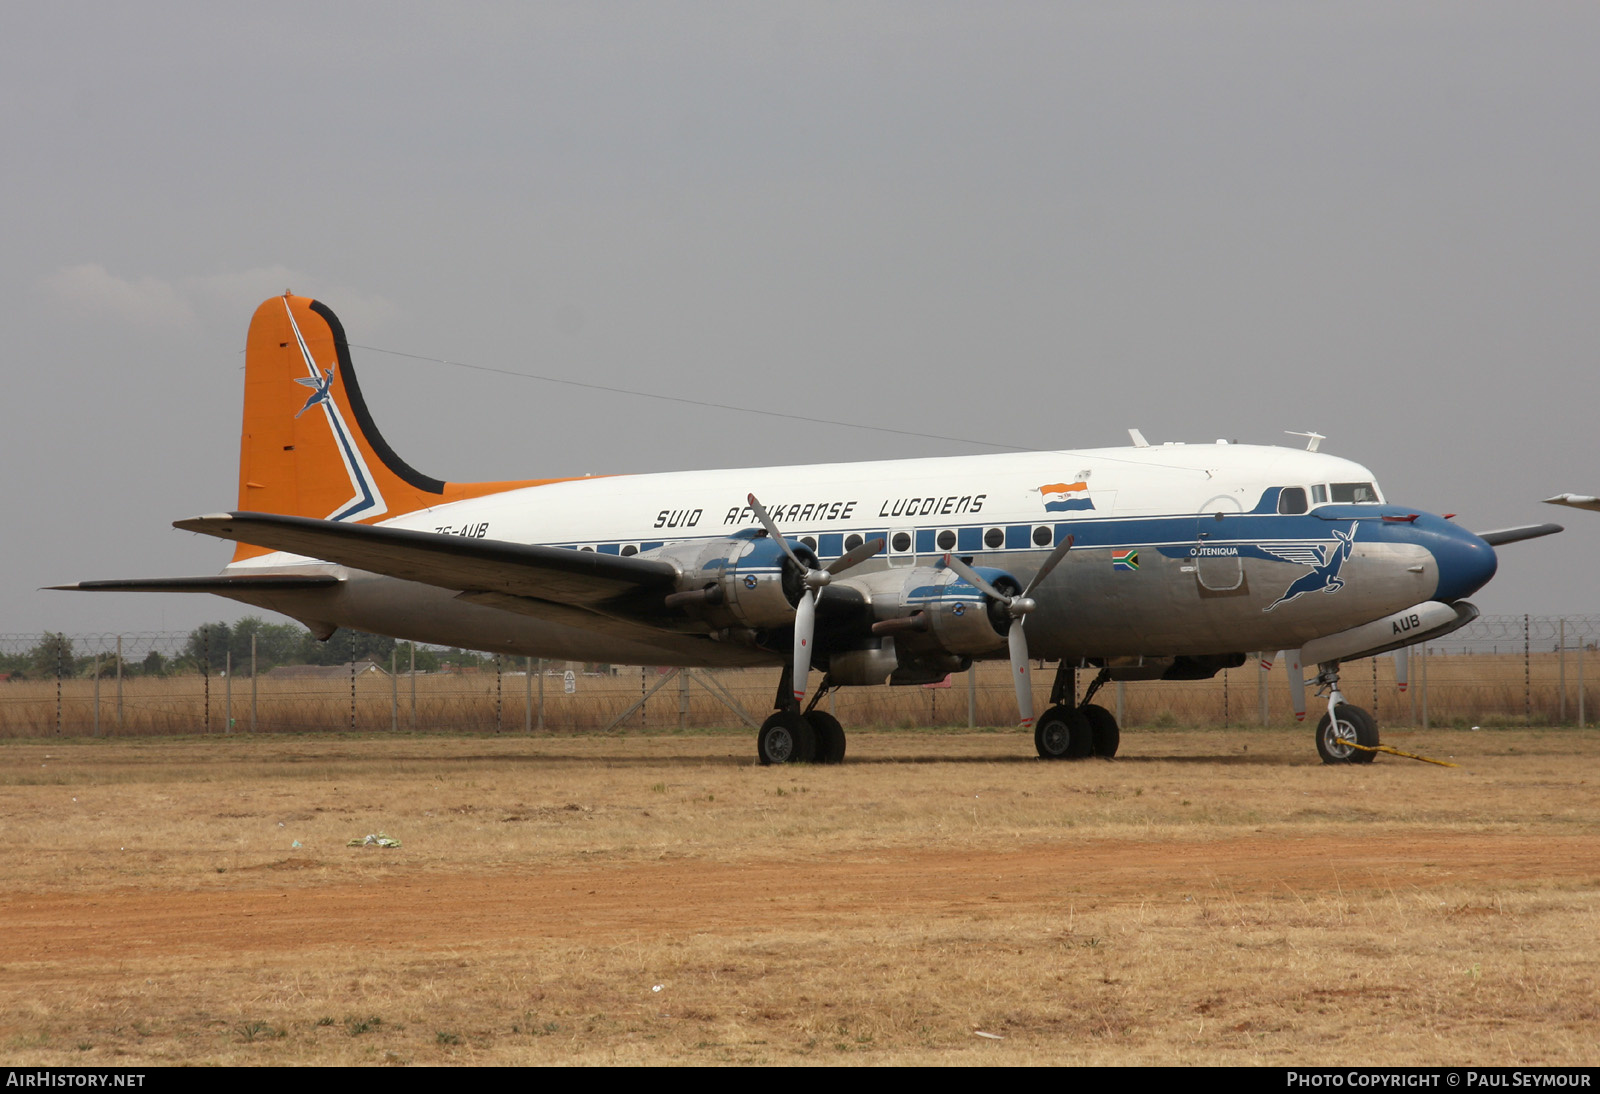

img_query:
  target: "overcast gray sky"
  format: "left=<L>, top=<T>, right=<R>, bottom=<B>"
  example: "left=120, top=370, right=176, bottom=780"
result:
left=5, top=2, right=1596, bottom=637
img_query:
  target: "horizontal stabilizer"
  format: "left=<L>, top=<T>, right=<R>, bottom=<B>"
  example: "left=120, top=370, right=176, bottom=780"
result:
left=174, top=512, right=679, bottom=605
left=1475, top=523, right=1564, bottom=546
left=51, top=574, right=342, bottom=593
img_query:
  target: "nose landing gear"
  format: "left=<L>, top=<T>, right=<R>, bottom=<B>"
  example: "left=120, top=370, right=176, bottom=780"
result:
left=1312, top=662, right=1379, bottom=764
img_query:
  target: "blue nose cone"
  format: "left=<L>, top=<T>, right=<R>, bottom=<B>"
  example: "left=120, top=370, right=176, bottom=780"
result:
left=1431, top=521, right=1498, bottom=602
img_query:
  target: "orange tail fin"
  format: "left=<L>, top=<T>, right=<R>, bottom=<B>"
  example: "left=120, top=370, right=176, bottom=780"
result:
left=233, top=294, right=551, bottom=561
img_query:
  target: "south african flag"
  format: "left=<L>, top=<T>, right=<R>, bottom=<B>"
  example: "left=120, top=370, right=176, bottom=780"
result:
left=1112, top=548, right=1139, bottom=571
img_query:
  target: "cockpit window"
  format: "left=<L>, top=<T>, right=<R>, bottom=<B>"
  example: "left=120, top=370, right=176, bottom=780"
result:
left=1277, top=487, right=1308, bottom=515
left=1330, top=482, right=1380, bottom=504
left=1311, top=484, right=1328, bottom=504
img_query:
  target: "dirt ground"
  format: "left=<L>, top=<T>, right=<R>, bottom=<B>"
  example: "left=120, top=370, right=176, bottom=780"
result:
left=2, top=727, right=1598, bottom=1066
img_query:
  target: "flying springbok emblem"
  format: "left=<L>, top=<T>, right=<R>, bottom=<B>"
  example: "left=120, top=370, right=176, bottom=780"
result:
left=1263, top=523, right=1358, bottom=612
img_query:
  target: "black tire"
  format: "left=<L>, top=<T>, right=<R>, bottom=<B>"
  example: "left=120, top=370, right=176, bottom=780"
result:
left=808, top=710, right=847, bottom=765
left=1035, top=705, right=1092, bottom=760
left=758, top=711, right=817, bottom=765
left=1082, top=703, right=1120, bottom=758
left=1315, top=703, right=1379, bottom=765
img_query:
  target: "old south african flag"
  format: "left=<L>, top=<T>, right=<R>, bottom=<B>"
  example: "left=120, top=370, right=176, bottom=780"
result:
left=1112, top=548, right=1139, bottom=571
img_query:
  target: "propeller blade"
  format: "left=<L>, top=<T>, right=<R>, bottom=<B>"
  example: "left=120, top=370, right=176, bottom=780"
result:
left=826, top=536, right=884, bottom=575
left=1257, top=651, right=1276, bottom=672
left=1286, top=650, right=1307, bottom=721
left=1394, top=647, right=1410, bottom=693
left=1008, top=620, right=1034, bottom=727
left=746, top=493, right=806, bottom=570
left=942, top=553, right=1009, bottom=603
left=1020, top=534, right=1075, bottom=598
left=792, top=590, right=816, bottom=704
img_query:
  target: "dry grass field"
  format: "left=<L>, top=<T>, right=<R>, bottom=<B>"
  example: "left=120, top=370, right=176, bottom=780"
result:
left=1, top=724, right=1597, bottom=1066
left=5, top=649, right=1599, bottom=737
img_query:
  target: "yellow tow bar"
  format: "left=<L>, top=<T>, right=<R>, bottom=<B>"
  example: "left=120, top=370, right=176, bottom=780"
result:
left=1349, top=741, right=1459, bottom=767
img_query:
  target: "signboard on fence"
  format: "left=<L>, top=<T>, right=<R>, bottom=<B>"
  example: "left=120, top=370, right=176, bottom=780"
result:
left=563, top=670, right=576, bottom=695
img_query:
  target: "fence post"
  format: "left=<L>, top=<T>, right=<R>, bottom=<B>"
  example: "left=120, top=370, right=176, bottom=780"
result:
left=250, top=634, right=257, bottom=733
left=115, top=635, right=123, bottom=732
left=93, top=653, right=101, bottom=738
left=410, top=644, right=417, bottom=729
left=225, top=651, right=232, bottom=734
left=1420, top=645, right=1429, bottom=730
left=1559, top=619, right=1567, bottom=723
left=1525, top=614, right=1532, bottom=722
left=495, top=655, right=504, bottom=732
left=55, top=635, right=63, bottom=735
left=536, top=657, right=544, bottom=730
left=203, top=628, right=210, bottom=734
left=1580, top=641, right=1586, bottom=728
left=679, top=668, right=689, bottom=730
left=391, top=648, right=398, bottom=733
left=525, top=656, right=533, bottom=734
left=1258, top=656, right=1268, bottom=727
left=1116, top=680, right=1126, bottom=727
left=967, top=665, right=976, bottom=729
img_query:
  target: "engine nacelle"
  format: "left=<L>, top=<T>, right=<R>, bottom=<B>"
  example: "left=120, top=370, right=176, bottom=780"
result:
left=645, top=532, right=810, bottom=630
left=835, top=563, right=1015, bottom=658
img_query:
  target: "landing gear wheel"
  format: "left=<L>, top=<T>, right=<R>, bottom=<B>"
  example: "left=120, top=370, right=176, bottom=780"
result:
left=758, top=711, right=817, bottom=766
left=1082, top=703, right=1120, bottom=758
left=1035, top=705, right=1092, bottom=760
left=1316, top=703, right=1379, bottom=765
left=808, top=710, right=847, bottom=765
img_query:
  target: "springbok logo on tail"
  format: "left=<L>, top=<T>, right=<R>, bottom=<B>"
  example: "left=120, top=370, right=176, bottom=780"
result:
left=1264, top=523, right=1358, bottom=612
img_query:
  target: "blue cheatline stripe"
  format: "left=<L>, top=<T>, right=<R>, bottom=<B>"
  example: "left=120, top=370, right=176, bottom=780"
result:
left=537, top=504, right=1429, bottom=562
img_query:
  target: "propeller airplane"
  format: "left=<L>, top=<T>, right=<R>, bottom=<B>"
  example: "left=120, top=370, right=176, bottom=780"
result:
left=58, top=294, right=1562, bottom=765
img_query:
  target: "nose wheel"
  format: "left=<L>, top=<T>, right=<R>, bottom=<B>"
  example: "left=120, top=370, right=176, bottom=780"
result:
left=1315, top=702, right=1378, bottom=764
left=1311, top=662, right=1379, bottom=764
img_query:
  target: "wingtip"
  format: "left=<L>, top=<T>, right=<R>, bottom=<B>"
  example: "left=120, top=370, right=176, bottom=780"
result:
left=1545, top=494, right=1600, bottom=511
left=174, top=512, right=239, bottom=530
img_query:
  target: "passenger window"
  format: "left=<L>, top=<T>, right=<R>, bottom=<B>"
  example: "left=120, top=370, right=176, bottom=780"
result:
left=1311, top=485, right=1328, bottom=505
left=1277, top=487, right=1307, bottom=515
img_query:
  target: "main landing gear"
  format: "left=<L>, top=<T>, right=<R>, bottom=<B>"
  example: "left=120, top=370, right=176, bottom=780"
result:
left=757, top=667, right=848, bottom=766
left=1034, top=666, right=1121, bottom=760
left=1311, top=661, right=1379, bottom=764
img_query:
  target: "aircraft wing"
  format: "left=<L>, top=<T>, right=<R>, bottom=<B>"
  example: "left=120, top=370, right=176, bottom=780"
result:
left=173, top=511, right=680, bottom=606
left=1474, top=523, right=1564, bottom=546
left=50, top=574, right=343, bottom=593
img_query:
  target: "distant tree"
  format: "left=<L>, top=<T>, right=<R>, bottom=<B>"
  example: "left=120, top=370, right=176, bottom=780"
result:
left=300, top=628, right=397, bottom=667
left=141, top=650, right=168, bottom=677
left=28, top=633, right=74, bottom=678
left=182, top=623, right=232, bottom=673
left=395, top=642, right=441, bottom=673
left=229, top=616, right=305, bottom=674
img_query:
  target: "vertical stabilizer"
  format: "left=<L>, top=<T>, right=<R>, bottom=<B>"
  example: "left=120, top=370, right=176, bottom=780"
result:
left=233, top=294, right=549, bottom=561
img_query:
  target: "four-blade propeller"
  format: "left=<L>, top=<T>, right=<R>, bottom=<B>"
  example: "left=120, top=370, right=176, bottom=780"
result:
left=942, top=535, right=1074, bottom=728
left=747, top=494, right=883, bottom=705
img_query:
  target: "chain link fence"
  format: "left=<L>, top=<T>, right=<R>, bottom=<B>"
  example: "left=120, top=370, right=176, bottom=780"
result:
left=4, top=615, right=1598, bottom=737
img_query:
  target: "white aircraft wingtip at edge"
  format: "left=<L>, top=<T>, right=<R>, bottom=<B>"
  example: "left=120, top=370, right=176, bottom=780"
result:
left=1544, top=493, right=1600, bottom=512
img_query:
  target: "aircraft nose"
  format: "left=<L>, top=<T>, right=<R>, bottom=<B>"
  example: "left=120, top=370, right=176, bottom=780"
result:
left=1431, top=522, right=1498, bottom=602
